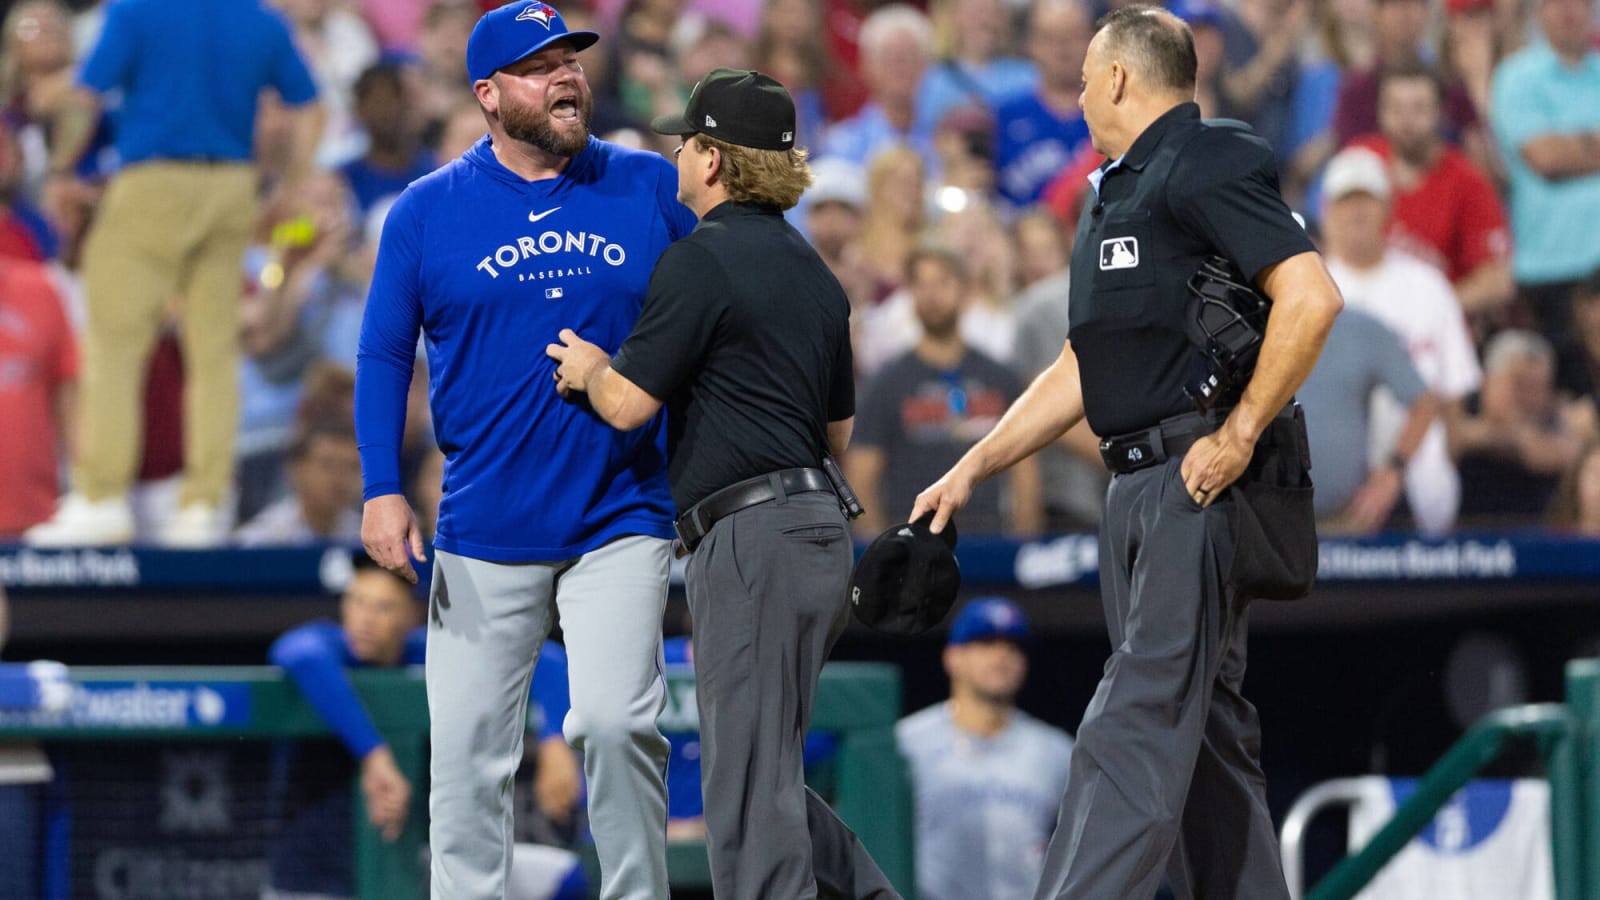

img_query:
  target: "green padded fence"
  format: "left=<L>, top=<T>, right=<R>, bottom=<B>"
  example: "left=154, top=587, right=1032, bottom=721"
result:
left=0, top=662, right=913, bottom=899
left=1308, top=658, right=1600, bottom=900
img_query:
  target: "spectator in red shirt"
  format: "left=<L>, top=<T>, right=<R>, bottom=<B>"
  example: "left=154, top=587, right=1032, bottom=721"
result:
left=1347, top=62, right=1513, bottom=317
left=1332, top=0, right=1489, bottom=168
left=0, top=258, right=76, bottom=538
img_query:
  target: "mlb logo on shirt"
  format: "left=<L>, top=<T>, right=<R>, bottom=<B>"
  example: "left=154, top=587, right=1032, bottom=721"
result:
left=545, top=287, right=564, bottom=299
left=1099, top=237, right=1139, bottom=271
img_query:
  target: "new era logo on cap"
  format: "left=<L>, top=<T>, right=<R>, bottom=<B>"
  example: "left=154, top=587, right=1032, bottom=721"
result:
left=705, top=115, right=718, bottom=128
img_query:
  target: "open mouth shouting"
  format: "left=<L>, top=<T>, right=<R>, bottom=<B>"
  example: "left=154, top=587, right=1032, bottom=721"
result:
left=550, top=94, right=582, bottom=124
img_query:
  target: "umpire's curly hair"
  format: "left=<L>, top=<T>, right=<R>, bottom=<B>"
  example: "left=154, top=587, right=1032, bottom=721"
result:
left=693, top=134, right=814, bottom=211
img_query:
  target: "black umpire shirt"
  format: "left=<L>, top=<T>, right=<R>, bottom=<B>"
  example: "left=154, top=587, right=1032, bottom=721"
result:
left=1069, top=102, right=1315, bottom=437
left=611, top=200, right=855, bottom=511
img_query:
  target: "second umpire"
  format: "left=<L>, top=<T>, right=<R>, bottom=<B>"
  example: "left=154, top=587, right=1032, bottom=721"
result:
left=548, top=68, right=901, bottom=900
left=912, top=8, right=1344, bottom=900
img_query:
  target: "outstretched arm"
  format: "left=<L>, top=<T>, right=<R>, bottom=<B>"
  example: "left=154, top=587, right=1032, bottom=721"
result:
left=547, top=329, right=665, bottom=431
left=271, top=624, right=413, bottom=840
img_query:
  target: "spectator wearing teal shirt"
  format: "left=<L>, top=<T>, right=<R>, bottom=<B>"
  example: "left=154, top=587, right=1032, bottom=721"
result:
left=1489, top=0, right=1600, bottom=344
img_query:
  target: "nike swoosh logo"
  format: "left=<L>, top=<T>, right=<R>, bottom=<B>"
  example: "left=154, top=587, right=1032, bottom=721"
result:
left=528, top=207, right=561, bottom=223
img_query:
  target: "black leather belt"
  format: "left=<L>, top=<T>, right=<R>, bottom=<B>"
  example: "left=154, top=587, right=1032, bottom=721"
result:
left=1099, top=405, right=1295, bottom=475
left=675, top=468, right=832, bottom=553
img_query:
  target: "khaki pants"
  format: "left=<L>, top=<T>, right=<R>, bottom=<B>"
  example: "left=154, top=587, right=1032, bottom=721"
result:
left=75, top=162, right=257, bottom=508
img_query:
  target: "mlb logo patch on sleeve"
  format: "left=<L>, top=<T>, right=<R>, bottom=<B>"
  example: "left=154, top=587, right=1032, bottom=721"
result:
left=1099, top=237, right=1139, bottom=270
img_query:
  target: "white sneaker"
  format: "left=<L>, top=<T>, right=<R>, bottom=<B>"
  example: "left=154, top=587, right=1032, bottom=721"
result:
left=22, top=494, right=135, bottom=546
left=161, top=503, right=228, bottom=548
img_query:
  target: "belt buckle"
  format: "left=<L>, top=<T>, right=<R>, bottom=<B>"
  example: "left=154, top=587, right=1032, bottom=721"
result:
left=675, top=509, right=700, bottom=550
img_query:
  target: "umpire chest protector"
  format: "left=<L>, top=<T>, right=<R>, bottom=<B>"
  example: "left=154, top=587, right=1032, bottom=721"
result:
left=1068, top=103, right=1306, bottom=437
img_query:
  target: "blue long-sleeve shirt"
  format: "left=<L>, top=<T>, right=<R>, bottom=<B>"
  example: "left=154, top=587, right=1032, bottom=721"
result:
left=356, top=136, right=696, bottom=562
left=269, top=620, right=570, bottom=758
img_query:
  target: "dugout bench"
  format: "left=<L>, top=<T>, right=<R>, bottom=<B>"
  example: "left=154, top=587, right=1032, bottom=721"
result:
left=0, top=662, right=914, bottom=900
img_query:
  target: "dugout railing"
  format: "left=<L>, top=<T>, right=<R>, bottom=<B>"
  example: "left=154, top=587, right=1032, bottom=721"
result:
left=0, top=662, right=914, bottom=900
left=1283, top=657, right=1600, bottom=900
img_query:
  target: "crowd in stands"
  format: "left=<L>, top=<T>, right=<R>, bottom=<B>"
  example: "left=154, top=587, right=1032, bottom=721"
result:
left=1, top=0, right=1599, bottom=548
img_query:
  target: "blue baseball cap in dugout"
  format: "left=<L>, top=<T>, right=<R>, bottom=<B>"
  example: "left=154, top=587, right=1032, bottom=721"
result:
left=466, top=1, right=599, bottom=83
left=947, top=597, right=1031, bottom=646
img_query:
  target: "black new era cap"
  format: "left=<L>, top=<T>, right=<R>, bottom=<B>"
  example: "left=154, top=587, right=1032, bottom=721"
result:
left=651, top=68, right=796, bottom=151
left=849, top=514, right=961, bottom=637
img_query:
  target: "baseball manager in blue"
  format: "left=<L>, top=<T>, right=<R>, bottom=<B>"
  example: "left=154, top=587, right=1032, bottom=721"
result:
left=914, top=7, right=1343, bottom=899
left=354, top=2, right=696, bottom=897
left=549, top=68, right=902, bottom=900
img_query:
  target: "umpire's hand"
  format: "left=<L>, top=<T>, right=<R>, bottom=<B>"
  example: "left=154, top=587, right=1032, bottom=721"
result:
left=1180, top=420, right=1255, bottom=508
left=910, top=460, right=979, bottom=536
left=362, top=494, right=427, bottom=585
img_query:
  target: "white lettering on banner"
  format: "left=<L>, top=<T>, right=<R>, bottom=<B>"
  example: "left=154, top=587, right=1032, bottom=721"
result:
left=1316, top=540, right=1517, bottom=580
left=475, top=230, right=628, bottom=278
left=62, top=684, right=227, bottom=728
left=75, top=684, right=192, bottom=727
left=93, top=849, right=268, bottom=900
left=0, top=548, right=140, bottom=587
left=1014, top=535, right=1100, bottom=589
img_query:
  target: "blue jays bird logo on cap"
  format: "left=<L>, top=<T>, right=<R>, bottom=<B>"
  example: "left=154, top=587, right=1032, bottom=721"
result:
left=516, top=3, right=556, bottom=26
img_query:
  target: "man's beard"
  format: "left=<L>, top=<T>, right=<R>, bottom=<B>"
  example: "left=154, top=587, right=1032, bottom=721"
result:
left=1394, top=134, right=1435, bottom=167
left=502, top=91, right=594, bottom=157
left=919, top=311, right=962, bottom=341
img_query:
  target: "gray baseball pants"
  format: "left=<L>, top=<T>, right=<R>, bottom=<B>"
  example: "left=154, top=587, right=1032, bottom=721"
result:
left=1032, top=460, right=1290, bottom=900
left=427, top=536, right=672, bottom=900
left=685, top=489, right=902, bottom=900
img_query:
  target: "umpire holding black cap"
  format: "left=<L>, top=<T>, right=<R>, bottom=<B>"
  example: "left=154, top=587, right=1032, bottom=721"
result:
left=547, top=68, right=901, bottom=900
left=912, top=8, right=1344, bottom=900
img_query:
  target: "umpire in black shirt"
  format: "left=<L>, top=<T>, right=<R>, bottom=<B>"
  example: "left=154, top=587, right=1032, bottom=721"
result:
left=913, top=8, right=1343, bottom=900
left=548, top=68, right=900, bottom=900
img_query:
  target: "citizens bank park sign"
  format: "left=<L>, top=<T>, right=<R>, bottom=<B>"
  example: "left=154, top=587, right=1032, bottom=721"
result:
left=0, top=535, right=1595, bottom=594
left=956, top=533, right=1600, bottom=589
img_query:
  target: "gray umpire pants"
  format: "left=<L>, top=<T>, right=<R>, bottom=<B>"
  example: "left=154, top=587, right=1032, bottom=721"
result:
left=684, top=489, right=902, bottom=900
left=1032, top=460, right=1291, bottom=900
left=427, top=537, right=673, bottom=900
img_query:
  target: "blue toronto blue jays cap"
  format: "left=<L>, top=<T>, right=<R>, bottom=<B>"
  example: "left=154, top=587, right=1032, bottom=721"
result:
left=947, top=597, right=1031, bottom=646
left=466, top=1, right=599, bottom=83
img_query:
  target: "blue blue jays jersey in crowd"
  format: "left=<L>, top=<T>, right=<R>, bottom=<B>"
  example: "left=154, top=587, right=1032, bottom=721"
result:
left=994, top=92, right=1091, bottom=209
left=357, top=136, right=697, bottom=562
